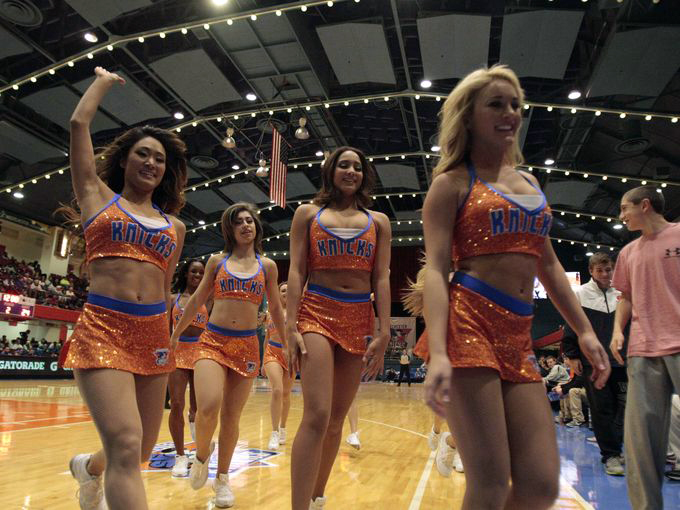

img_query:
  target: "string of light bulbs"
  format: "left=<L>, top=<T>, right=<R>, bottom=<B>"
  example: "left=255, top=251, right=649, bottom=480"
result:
left=0, top=0, right=355, bottom=96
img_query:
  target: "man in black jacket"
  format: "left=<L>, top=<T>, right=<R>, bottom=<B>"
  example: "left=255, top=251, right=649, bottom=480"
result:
left=563, top=252, right=628, bottom=476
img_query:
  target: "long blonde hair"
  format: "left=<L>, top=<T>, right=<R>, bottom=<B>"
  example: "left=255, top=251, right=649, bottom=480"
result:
left=433, top=65, right=525, bottom=178
left=401, top=255, right=427, bottom=318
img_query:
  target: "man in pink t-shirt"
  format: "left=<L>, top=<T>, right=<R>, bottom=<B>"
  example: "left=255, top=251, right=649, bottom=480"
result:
left=611, top=185, right=680, bottom=510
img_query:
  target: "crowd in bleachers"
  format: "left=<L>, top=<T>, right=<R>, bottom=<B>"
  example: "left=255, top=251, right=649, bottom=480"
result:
left=0, top=249, right=88, bottom=310
left=0, top=332, right=62, bottom=358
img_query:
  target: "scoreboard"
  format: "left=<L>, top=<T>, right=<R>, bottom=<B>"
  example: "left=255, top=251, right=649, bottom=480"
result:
left=0, top=294, right=36, bottom=319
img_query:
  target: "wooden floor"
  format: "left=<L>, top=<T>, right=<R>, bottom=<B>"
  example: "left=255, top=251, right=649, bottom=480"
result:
left=0, top=379, right=592, bottom=509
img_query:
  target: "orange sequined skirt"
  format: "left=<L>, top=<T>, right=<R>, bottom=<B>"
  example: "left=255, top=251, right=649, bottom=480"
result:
left=413, top=331, right=429, bottom=361
left=263, top=341, right=288, bottom=372
left=297, top=284, right=374, bottom=355
left=62, top=294, right=174, bottom=375
left=194, top=323, right=260, bottom=378
left=446, top=272, right=540, bottom=383
left=174, top=335, right=202, bottom=370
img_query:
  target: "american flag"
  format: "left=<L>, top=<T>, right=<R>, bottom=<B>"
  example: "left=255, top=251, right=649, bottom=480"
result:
left=270, top=126, right=288, bottom=208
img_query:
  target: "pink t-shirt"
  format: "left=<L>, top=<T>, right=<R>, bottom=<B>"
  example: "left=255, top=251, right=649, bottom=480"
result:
left=612, top=222, right=680, bottom=357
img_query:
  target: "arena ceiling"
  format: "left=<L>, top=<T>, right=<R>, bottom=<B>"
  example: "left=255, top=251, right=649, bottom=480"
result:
left=0, top=0, right=678, bottom=262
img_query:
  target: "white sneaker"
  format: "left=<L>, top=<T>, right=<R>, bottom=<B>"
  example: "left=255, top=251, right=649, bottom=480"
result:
left=190, top=441, right=215, bottom=490
left=435, top=432, right=456, bottom=477
left=346, top=432, right=361, bottom=450
left=214, top=473, right=235, bottom=508
left=189, top=421, right=196, bottom=443
left=453, top=450, right=464, bottom=473
left=268, top=430, right=280, bottom=450
left=279, top=427, right=287, bottom=444
left=427, top=426, right=441, bottom=451
left=171, top=454, right=189, bottom=477
left=309, top=496, right=327, bottom=509
left=69, top=454, right=106, bottom=510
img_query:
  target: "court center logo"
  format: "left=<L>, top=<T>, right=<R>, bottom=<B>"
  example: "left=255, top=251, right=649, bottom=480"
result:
left=142, top=440, right=281, bottom=478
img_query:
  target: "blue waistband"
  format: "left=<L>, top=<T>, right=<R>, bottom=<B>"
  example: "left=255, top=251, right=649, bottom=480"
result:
left=307, top=283, right=371, bottom=303
left=87, top=293, right=166, bottom=316
left=268, top=341, right=283, bottom=348
left=452, top=272, right=534, bottom=316
left=206, top=322, right=257, bottom=337
left=179, top=335, right=200, bottom=343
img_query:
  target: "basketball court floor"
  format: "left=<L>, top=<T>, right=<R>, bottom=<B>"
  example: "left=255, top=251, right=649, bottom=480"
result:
left=2, top=379, right=678, bottom=509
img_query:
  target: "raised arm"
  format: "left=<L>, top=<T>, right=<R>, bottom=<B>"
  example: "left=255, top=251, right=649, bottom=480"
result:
left=285, top=205, right=314, bottom=367
left=363, top=212, right=392, bottom=380
left=422, top=172, right=459, bottom=416
left=170, top=254, right=217, bottom=349
left=70, top=67, right=125, bottom=220
left=262, top=257, right=286, bottom=347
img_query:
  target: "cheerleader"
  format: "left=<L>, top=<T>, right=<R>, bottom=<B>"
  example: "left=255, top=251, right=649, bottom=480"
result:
left=422, top=65, right=610, bottom=509
left=168, top=259, right=210, bottom=477
left=60, top=67, right=187, bottom=510
left=286, top=146, right=392, bottom=509
left=170, top=202, right=285, bottom=508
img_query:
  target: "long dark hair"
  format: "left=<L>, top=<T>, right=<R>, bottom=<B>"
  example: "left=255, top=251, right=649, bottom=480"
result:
left=313, top=146, right=376, bottom=209
left=172, top=258, right=204, bottom=293
left=58, top=125, right=188, bottom=226
left=220, top=202, right=263, bottom=254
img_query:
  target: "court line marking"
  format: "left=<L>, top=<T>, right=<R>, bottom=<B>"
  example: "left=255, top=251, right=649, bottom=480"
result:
left=408, top=450, right=436, bottom=510
left=1, top=419, right=93, bottom=433
left=0, top=413, right=90, bottom=425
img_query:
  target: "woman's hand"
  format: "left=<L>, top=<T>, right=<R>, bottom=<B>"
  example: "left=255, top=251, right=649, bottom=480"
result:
left=286, top=328, right=306, bottom=374
left=361, top=332, right=389, bottom=381
left=424, top=353, right=451, bottom=417
left=94, top=66, right=125, bottom=85
left=170, top=331, right=180, bottom=352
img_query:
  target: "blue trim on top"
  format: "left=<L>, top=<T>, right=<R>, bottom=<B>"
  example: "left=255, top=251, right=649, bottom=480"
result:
left=221, top=253, right=262, bottom=281
left=115, top=200, right=172, bottom=233
left=307, top=283, right=371, bottom=303
left=452, top=272, right=533, bottom=316
left=179, top=335, right=200, bottom=343
left=315, top=206, right=373, bottom=242
left=83, top=194, right=120, bottom=229
left=87, top=292, right=166, bottom=316
left=467, top=160, right=546, bottom=215
left=268, top=341, right=283, bottom=348
left=207, top=322, right=257, bottom=337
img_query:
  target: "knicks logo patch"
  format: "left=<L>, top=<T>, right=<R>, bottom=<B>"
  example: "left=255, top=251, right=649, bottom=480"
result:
left=154, top=348, right=169, bottom=366
left=246, top=361, right=257, bottom=373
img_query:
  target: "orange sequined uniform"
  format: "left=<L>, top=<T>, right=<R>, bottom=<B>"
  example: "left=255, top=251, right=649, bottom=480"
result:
left=297, top=207, right=377, bottom=354
left=444, top=162, right=551, bottom=382
left=63, top=194, right=178, bottom=375
left=194, top=254, right=265, bottom=378
left=171, top=294, right=208, bottom=370
left=262, top=315, right=288, bottom=372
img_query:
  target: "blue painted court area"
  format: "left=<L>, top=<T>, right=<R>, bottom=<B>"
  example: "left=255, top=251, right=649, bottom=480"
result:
left=556, top=421, right=680, bottom=509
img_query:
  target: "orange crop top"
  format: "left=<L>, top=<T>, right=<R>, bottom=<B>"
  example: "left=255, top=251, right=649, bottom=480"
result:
left=84, top=194, right=178, bottom=272
left=171, top=294, right=208, bottom=331
left=452, top=161, right=553, bottom=262
left=213, top=253, right=266, bottom=305
left=307, top=207, right=377, bottom=272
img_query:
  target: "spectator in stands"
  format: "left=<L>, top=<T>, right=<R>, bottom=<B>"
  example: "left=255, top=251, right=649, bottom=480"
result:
left=554, top=373, right=588, bottom=427
left=543, top=355, right=570, bottom=389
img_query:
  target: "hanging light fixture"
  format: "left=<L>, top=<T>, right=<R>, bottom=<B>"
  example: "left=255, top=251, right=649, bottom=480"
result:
left=221, top=127, right=236, bottom=149
left=295, top=118, right=310, bottom=140
left=256, top=158, right=269, bottom=177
